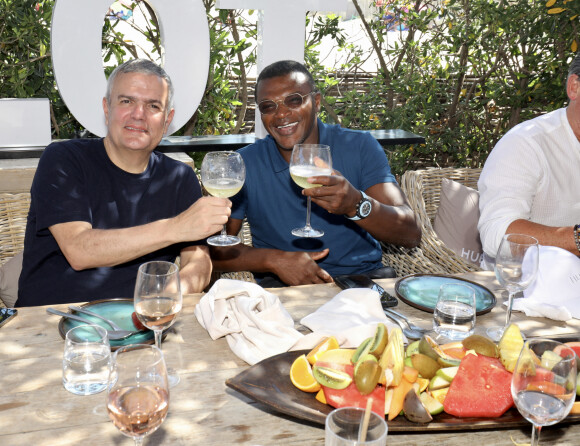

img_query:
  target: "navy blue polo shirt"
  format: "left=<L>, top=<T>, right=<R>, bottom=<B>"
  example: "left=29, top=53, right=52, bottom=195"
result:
left=231, top=119, right=396, bottom=277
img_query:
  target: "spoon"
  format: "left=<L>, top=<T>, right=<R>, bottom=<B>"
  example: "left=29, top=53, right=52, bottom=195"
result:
left=383, top=311, right=424, bottom=340
left=384, top=308, right=430, bottom=335
left=46, top=308, right=134, bottom=340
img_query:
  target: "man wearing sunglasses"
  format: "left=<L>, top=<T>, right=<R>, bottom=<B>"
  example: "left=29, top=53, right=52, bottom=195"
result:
left=211, top=60, right=421, bottom=286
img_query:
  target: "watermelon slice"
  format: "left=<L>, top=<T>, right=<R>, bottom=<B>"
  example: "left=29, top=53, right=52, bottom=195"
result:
left=443, top=354, right=513, bottom=418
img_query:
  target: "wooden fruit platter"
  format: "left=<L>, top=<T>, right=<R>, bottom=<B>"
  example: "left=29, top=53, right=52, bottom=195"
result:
left=226, top=349, right=580, bottom=432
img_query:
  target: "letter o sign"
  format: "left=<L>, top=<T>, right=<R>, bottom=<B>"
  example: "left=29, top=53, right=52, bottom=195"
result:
left=51, top=0, right=209, bottom=137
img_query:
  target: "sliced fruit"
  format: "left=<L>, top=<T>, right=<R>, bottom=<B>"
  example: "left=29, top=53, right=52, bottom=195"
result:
left=315, top=388, right=327, bottom=404
left=430, top=387, right=449, bottom=405
left=406, top=340, right=420, bottom=358
left=416, top=377, right=430, bottom=393
left=420, top=391, right=445, bottom=415
left=411, top=353, right=440, bottom=379
left=306, top=336, right=339, bottom=365
left=312, top=365, right=352, bottom=390
left=498, top=323, right=525, bottom=373
left=315, top=348, right=355, bottom=366
left=351, top=337, right=372, bottom=364
left=429, top=375, right=451, bottom=391
left=577, top=373, right=580, bottom=397
left=419, top=334, right=461, bottom=366
left=462, top=334, right=499, bottom=358
left=388, top=377, right=414, bottom=421
left=435, top=366, right=459, bottom=382
left=354, top=359, right=383, bottom=395
left=403, top=365, right=419, bottom=383
left=290, top=354, right=321, bottom=393
left=368, top=323, right=389, bottom=358
left=403, top=388, right=433, bottom=423
left=384, top=387, right=394, bottom=415
left=570, top=400, right=580, bottom=414
left=378, top=326, right=405, bottom=386
left=540, top=350, right=563, bottom=370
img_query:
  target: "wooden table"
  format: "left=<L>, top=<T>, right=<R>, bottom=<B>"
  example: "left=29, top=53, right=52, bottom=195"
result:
left=2, top=272, right=580, bottom=445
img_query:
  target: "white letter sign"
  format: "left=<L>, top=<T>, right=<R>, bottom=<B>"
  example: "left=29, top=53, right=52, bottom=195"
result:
left=51, top=0, right=209, bottom=137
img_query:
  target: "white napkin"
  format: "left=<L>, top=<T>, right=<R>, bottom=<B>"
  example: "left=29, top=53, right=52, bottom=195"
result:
left=511, top=246, right=580, bottom=321
left=297, top=288, right=403, bottom=349
left=194, top=279, right=303, bottom=365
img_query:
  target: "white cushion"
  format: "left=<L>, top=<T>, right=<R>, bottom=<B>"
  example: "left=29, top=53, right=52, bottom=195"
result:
left=0, top=251, right=23, bottom=307
left=433, top=178, right=483, bottom=266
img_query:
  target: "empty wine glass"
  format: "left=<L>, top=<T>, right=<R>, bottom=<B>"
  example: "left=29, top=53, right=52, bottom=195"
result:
left=200, top=151, right=246, bottom=246
left=487, top=233, right=539, bottom=342
left=289, top=144, right=332, bottom=238
left=134, top=261, right=182, bottom=386
left=107, top=344, right=169, bottom=446
left=512, top=339, right=577, bottom=446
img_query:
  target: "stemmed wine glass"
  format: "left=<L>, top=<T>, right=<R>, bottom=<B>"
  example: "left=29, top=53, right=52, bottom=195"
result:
left=511, top=339, right=577, bottom=446
left=134, top=261, right=182, bottom=386
left=107, top=344, right=169, bottom=446
left=487, top=233, right=539, bottom=341
left=289, top=144, right=332, bottom=238
left=200, top=151, right=246, bottom=246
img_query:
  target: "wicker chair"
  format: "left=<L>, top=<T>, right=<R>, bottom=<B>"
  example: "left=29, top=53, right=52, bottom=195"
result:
left=399, top=167, right=483, bottom=274
left=0, top=192, right=30, bottom=266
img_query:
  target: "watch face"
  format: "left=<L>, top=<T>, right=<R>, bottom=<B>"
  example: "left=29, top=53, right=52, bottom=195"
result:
left=359, top=199, right=372, bottom=218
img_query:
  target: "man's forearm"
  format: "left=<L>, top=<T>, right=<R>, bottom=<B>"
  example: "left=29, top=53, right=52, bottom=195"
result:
left=211, top=243, right=277, bottom=274
left=506, top=220, right=578, bottom=255
left=51, top=218, right=180, bottom=270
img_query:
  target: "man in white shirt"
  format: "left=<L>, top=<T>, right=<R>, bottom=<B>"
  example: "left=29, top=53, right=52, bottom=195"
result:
left=478, top=53, right=580, bottom=259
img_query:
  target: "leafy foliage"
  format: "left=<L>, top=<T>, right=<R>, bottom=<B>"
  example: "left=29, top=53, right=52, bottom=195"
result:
left=1, top=0, right=578, bottom=175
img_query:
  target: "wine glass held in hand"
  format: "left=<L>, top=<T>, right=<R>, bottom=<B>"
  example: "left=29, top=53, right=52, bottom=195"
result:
left=107, top=344, right=169, bottom=446
left=511, top=339, right=577, bottom=446
left=487, top=233, right=539, bottom=342
left=289, top=144, right=332, bottom=238
left=200, top=151, right=246, bottom=246
left=134, top=261, right=182, bottom=386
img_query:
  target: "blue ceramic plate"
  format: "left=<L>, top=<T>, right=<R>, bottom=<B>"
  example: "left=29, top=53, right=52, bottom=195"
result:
left=394, top=274, right=496, bottom=315
left=58, top=298, right=154, bottom=349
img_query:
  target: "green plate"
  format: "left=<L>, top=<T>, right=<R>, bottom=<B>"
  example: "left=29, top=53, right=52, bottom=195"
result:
left=394, top=274, right=496, bottom=316
left=58, top=298, right=154, bottom=350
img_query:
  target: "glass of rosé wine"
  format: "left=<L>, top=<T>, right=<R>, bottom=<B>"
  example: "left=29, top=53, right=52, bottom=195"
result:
left=106, top=344, right=169, bottom=446
left=134, top=261, right=182, bottom=386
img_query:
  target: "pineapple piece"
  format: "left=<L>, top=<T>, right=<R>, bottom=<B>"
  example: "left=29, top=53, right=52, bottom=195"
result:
left=498, top=323, right=524, bottom=372
left=379, top=326, right=405, bottom=386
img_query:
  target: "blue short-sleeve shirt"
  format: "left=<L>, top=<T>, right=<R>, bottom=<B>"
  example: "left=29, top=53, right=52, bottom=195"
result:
left=231, top=119, right=396, bottom=277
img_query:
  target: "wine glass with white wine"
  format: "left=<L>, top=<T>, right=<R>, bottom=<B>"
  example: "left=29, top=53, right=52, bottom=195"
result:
left=200, top=151, right=246, bottom=246
left=289, top=144, right=332, bottom=238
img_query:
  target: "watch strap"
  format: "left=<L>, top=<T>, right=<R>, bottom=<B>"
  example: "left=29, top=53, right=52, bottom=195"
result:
left=345, top=190, right=371, bottom=221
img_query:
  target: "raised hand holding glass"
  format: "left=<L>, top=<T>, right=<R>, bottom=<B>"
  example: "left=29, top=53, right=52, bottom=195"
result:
left=289, top=144, right=332, bottom=238
left=200, top=151, right=245, bottom=246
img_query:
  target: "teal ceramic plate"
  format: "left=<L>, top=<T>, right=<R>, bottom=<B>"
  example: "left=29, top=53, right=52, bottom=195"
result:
left=394, top=274, right=496, bottom=315
left=58, top=298, right=154, bottom=350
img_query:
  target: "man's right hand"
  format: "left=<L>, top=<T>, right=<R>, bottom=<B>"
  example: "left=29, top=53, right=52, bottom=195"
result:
left=271, top=249, right=333, bottom=285
left=172, top=196, right=231, bottom=242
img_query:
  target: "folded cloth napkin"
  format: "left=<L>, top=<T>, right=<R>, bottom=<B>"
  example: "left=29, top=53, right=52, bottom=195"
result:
left=194, top=279, right=303, bottom=365
left=296, top=288, right=403, bottom=349
left=511, top=246, right=580, bottom=321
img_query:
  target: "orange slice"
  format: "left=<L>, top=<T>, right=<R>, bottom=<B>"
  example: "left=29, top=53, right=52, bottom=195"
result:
left=306, top=336, right=339, bottom=365
left=290, top=354, right=321, bottom=393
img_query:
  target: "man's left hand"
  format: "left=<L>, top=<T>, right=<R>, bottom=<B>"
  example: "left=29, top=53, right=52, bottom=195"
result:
left=303, top=170, right=360, bottom=216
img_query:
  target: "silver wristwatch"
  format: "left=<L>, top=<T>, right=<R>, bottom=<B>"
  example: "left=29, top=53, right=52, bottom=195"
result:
left=345, top=190, right=372, bottom=221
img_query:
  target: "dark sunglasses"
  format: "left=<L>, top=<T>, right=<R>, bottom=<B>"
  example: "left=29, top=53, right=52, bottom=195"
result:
left=257, top=91, right=315, bottom=115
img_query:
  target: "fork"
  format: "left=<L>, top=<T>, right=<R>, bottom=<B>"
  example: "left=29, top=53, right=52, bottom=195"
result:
left=46, top=308, right=133, bottom=340
left=68, top=305, right=124, bottom=331
left=384, top=308, right=430, bottom=335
